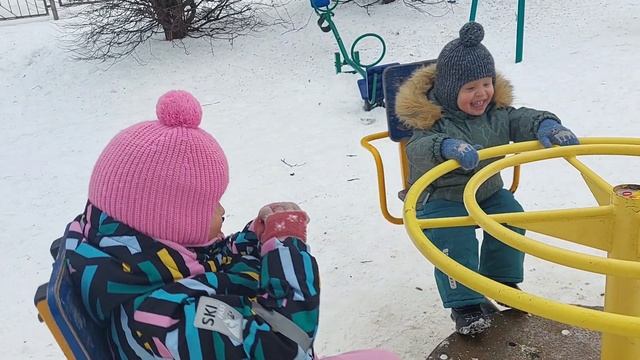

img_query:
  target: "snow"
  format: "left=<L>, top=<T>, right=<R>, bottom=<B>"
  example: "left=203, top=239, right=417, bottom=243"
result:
left=1, top=0, right=639, bottom=358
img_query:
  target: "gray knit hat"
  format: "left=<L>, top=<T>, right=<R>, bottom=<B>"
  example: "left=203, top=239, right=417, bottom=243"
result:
left=433, top=22, right=495, bottom=112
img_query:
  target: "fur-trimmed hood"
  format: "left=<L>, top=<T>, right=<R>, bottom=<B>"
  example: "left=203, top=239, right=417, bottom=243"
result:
left=395, top=64, right=514, bottom=130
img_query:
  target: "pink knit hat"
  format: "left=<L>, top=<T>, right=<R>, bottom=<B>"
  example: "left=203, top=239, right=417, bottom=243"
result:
left=88, top=90, right=229, bottom=247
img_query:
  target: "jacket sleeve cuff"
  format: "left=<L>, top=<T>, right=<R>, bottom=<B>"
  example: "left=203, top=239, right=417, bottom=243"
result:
left=432, top=134, right=449, bottom=164
left=534, top=112, right=561, bottom=133
left=260, top=237, right=309, bottom=257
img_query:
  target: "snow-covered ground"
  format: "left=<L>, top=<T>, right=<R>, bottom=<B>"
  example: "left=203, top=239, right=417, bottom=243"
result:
left=1, top=0, right=639, bottom=358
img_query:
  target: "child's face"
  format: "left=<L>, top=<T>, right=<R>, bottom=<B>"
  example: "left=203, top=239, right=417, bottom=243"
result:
left=208, top=203, right=225, bottom=240
left=456, top=77, right=494, bottom=116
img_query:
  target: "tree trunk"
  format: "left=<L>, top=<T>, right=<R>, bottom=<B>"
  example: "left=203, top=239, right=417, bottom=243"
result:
left=153, top=0, right=189, bottom=40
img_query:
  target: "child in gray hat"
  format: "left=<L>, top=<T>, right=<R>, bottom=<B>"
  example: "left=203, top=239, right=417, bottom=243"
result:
left=395, top=22, right=579, bottom=335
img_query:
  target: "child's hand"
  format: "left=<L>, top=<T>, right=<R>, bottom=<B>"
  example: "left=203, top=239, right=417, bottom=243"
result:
left=441, top=138, right=482, bottom=170
left=536, top=119, right=580, bottom=148
left=251, top=202, right=309, bottom=243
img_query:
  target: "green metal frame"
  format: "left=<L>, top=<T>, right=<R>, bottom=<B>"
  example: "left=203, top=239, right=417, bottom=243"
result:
left=470, top=0, right=526, bottom=63
left=312, top=1, right=387, bottom=107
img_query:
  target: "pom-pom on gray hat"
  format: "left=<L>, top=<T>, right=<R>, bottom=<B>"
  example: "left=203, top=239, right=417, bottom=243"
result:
left=433, top=22, right=496, bottom=112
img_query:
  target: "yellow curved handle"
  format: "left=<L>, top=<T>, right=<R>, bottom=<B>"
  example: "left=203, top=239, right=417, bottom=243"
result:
left=360, top=131, right=403, bottom=225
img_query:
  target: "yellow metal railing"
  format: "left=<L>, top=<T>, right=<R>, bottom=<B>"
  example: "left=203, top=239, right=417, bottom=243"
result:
left=361, top=131, right=411, bottom=224
left=404, top=137, right=640, bottom=359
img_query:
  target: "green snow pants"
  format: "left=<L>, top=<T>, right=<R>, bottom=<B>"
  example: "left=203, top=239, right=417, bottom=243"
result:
left=418, top=189, right=526, bottom=308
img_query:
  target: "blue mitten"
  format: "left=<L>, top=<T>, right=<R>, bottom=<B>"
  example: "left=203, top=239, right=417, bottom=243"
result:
left=441, top=138, right=481, bottom=170
left=536, top=119, right=580, bottom=148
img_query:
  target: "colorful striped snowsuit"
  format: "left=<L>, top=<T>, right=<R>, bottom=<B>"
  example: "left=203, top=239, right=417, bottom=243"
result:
left=65, top=203, right=320, bottom=359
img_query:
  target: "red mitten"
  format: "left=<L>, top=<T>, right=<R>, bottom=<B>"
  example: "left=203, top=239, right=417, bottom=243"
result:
left=251, top=202, right=309, bottom=243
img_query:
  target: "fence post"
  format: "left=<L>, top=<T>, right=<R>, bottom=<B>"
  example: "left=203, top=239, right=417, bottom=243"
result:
left=49, top=0, right=59, bottom=20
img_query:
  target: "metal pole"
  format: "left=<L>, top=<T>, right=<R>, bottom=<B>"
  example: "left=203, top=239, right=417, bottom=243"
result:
left=399, top=142, right=410, bottom=190
left=515, top=0, right=525, bottom=63
left=322, top=13, right=366, bottom=77
left=469, top=0, right=479, bottom=21
left=601, top=185, right=640, bottom=359
left=49, top=0, right=59, bottom=20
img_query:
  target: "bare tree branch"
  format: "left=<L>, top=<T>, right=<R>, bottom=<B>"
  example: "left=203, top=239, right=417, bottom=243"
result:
left=401, top=0, right=454, bottom=17
left=335, top=0, right=454, bottom=17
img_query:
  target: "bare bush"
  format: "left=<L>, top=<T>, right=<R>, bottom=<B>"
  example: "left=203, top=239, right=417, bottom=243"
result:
left=66, top=0, right=286, bottom=62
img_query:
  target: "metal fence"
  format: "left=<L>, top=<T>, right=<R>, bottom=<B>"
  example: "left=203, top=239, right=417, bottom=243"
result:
left=58, top=0, right=99, bottom=6
left=0, top=0, right=49, bottom=20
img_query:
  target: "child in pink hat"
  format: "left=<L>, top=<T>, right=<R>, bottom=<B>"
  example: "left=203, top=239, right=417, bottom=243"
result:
left=63, top=90, right=399, bottom=359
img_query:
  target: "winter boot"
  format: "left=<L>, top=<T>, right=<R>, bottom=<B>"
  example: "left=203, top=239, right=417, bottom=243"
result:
left=450, top=305, right=492, bottom=335
left=479, top=300, right=499, bottom=315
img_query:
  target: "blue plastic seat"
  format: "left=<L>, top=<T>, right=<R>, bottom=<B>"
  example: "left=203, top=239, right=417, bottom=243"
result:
left=310, top=0, right=330, bottom=8
left=357, top=62, right=400, bottom=110
left=34, top=236, right=111, bottom=360
left=381, top=59, right=436, bottom=142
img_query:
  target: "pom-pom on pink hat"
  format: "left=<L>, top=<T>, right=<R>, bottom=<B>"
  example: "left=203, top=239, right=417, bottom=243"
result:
left=88, top=90, right=229, bottom=247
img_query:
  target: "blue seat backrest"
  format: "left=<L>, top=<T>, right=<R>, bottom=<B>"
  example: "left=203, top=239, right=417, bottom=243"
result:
left=382, top=59, right=437, bottom=142
left=47, top=236, right=111, bottom=359
left=357, top=63, right=400, bottom=102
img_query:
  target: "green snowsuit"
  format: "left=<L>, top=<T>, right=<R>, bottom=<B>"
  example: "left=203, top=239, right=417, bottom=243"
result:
left=395, top=64, right=559, bottom=307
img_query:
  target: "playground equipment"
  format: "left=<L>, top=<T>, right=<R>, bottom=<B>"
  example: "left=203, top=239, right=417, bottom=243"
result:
left=405, top=139, right=640, bottom=359
left=361, top=61, right=640, bottom=358
left=312, top=0, right=529, bottom=111
left=310, top=0, right=397, bottom=111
